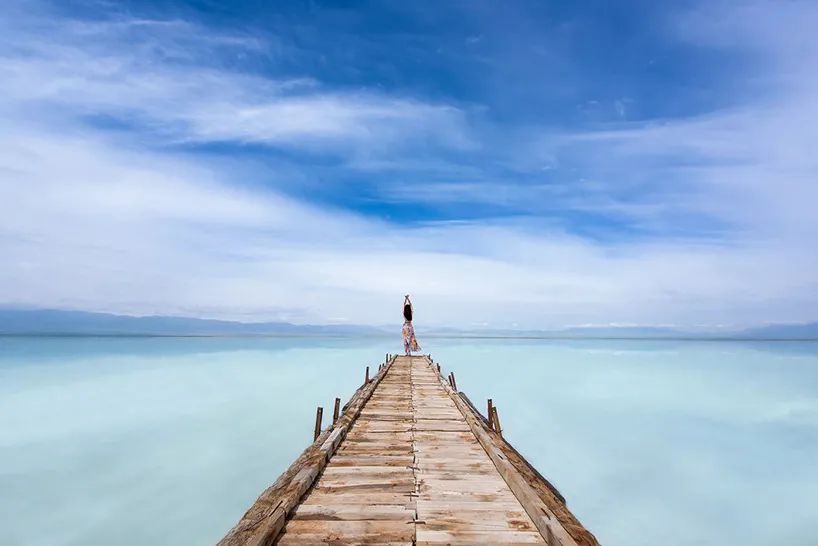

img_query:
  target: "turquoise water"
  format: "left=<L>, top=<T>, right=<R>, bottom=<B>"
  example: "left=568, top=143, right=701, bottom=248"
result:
left=1, top=337, right=817, bottom=545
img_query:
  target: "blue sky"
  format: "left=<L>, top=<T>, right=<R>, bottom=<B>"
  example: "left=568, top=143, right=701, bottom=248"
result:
left=1, top=0, right=817, bottom=328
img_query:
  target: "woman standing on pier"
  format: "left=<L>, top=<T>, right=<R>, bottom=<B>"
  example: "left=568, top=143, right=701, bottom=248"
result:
left=402, top=295, right=421, bottom=355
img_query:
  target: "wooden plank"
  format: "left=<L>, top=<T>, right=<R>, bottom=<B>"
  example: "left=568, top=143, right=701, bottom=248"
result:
left=416, top=529, right=544, bottom=544
left=277, top=520, right=413, bottom=541
left=279, top=538, right=410, bottom=546
left=291, top=505, right=414, bottom=521
left=413, top=421, right=471, bottom=432
left=321, top=466, right=414, bottom=477
left=223, top=355, right=597, bottom=546
left=301, top=492, right=414, bottom=506
left=416, top=510, right=539, bottom=532
left=416, top=500, right=528, bottom=512
left=407, top=356, right=546, bottom=546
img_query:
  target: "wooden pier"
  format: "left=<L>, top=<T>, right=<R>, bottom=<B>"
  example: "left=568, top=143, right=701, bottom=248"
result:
left=219, top=355, right=599, bottom=545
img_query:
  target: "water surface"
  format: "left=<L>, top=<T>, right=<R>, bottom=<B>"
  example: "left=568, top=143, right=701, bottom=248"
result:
left=1, top=337, right=816, bottom=545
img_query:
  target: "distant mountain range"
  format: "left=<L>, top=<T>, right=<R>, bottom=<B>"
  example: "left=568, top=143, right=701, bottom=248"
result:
left=0, top=309, right=387, bottom=336
left=738, top=322, right=818, bottom=340
left=422, top=325, right=818, bottom=339
left=0, top=309, right=816, bottom=339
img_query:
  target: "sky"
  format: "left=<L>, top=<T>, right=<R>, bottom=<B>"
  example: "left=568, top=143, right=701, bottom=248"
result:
left=1, top=0, right=817, bottom=329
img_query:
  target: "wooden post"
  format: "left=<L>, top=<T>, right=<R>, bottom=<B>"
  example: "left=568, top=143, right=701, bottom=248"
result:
left=487, top=398, right=494, bottom=425
left=332, top=397, right=341, bottom=424
left=491, top=406, right=502, bottom=437
left=313, top=407, right=323, bottom=440
left=436, top=363, right=441, bottom=375
left=450, top=372, right=458, bottom=392
left=365, top=366, right=370, bottom=384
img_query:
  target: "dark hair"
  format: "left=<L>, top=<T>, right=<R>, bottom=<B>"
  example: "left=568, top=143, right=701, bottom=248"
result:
left=403, top=303, right=413, bottom=322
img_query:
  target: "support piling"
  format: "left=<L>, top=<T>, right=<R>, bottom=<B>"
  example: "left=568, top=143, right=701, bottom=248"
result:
left=332, top=397, right=341, bottom=424
left=313, top=406, right=323, bottom=441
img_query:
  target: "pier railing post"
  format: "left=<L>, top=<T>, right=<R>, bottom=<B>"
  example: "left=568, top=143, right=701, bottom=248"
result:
left=332, top=397, right=341, bottom=424
left=365, top=365, right=370, bottom=384
left=487, top=398, right=493, bottom=425
left=491, top=406, right=502, bottom=437
left=313, top=406, right=323, bottom=440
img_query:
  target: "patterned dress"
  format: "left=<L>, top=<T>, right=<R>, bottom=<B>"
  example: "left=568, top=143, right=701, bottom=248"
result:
left=402, top=320, right=421, bottom=354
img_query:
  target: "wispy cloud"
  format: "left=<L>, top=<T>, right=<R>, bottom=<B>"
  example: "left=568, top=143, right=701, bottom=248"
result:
left=1, top=0, right=816, bottom=328
left=0, top=7, right=473, bottom=157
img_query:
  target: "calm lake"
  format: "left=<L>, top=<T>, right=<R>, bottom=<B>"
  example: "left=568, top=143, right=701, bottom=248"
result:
left=1, top=336, right=817, bottom=545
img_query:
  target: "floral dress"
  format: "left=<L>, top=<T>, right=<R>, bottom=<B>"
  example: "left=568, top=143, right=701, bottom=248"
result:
left=402, top=320, right=421, bottom=354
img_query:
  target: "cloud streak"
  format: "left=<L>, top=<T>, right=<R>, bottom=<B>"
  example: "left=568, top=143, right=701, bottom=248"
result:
left=0, top=9, right=473, bottom=157
left=1, top=0, right=817, bottom=329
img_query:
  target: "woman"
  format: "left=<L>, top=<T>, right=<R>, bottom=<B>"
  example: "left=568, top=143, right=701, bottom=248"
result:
left=402, top=295, right=421, bottom=355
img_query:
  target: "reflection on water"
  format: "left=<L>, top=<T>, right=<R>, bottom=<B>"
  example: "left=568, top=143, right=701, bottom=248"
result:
left=1, top=337, right=816, bottom=545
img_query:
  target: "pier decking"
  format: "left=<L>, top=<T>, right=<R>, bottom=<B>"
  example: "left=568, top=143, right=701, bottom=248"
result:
left=219, top=356, right=599, bottom=546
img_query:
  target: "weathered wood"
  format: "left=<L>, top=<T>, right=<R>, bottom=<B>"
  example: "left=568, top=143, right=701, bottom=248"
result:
left=441, top=390, right=577, bottom=545
left=432, top=356, right=600, bottom=546
left=491, top=406, right=502, bottom=436
left=487, top=399, right=494, bottom=429
left=313, top=407, right=323, bottom=441
left=217, top=357, right=396, bottom=546
left=277, top=519, right=414, bottom=543
left=474, top=429, right=599, bottom=545
left=219, top=354, right=597, bottom=546
left=412, top=356, right=546, bottom=545
left=269, top=357, right=549, bottom=545
left=292, top=504, right=413, bottom=521
left=365, top=365, right=370, bottom=384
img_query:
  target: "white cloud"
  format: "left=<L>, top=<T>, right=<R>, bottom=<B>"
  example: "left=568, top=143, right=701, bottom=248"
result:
left=0, top=6, right=473, bottom=156
left=3, top=126, right=816, bottom=328
left=0, top=0, right=817, bottom=328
